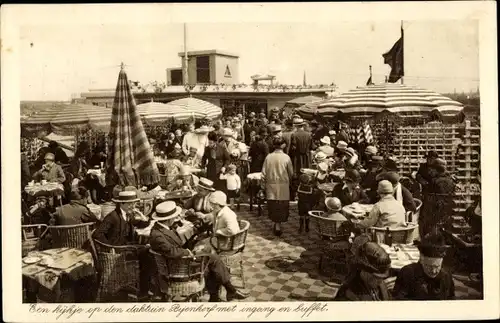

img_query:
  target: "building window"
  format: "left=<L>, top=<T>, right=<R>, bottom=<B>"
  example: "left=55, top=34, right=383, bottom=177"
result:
left=196, top=56, right=210, bottom=84
left=220, top=99, right=267, bottom=117
left=171, top=69, right=183, bottom=85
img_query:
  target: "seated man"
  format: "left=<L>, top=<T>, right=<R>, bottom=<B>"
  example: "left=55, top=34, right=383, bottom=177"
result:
left=381, top=171, right=417, bottom=213
left=32, top=153, right=66, bottom=184
left=92, top=190, right=151, bottom=300
left=149, top=201, right=248, bottom=302
left=52, top=186, right=97, bottom=225
left=355, top=180, right=406, bottom=229
left=184, top=177, right=215, bottom=220
left=393, top=230, right=455, bottom=300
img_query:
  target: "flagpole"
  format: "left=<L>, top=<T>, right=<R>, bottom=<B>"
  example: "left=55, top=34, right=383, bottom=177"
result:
left=401, top=20, right=404, bottom=85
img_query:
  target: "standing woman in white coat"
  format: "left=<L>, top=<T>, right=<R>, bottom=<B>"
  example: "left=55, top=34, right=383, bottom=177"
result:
left=261, top=137, right=294, bottom=236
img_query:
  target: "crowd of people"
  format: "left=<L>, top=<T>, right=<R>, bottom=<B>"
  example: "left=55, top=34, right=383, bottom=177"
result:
left=21, top=106, right=480, bottom=302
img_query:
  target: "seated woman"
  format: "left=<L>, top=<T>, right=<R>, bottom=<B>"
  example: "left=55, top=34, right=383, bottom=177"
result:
left=163, top=149, right=184, bottom=185
left=393, top=230, right=455, bottom=300
left=52, top=186, right=98, bottom=225
left=332, top=169, right=370, bottom=206
left=334, top=236, right=392, bottom=301
left=166, top=166, right=199, bottom=192
left=354, top=180, right=406, bottom=229
left=183, top=147, right=202, bottom=168
left=184, top=178, right=216, bottom=219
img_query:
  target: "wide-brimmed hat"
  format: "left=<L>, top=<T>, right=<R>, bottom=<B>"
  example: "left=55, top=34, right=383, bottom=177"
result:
left=249, top=112, right=256, bottom=118
left=112, top=190, right=140, bottom=203
left=329, top=130, right=336, bottom=135
left=221, top=128, right=234, bottom=137
left=152, top=201, right=182, bottom=221
left=336, top=141, right=348, bottom=150
left=325, top=197, right=342, bottom=212
left=320, top=136, right=331, bottom=145
left=209, top=191, right=227, bottom=206
left=197, top=177, right=215, bottom=191
left=356, top=242, right=392, bottom=277
left=194, top=125, right=213, bottom=134
left=377, top=180, right=394, bottom=195
left=414, top=229, right=449, bottom=258
left=365, top=145, right=378, bottom=155
left=44, top=153, right=55, bottom=161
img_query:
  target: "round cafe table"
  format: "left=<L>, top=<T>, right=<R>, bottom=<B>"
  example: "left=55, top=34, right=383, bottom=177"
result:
left=342, top=203, right=374, bottom=221
left=24, top=182, right=65, bottom=207
left=379, top=243, right=420, bottom=270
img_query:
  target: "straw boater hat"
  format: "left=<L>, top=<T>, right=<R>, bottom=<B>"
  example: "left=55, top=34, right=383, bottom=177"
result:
left=112, top=190, right=140, bottom=204
left=197, top=177, right=215, bottom=191
left=44, top=153, right=55, bottom=161
left=320, top=136, right=331, bottom=145
left=271, top=124, right=282, bottom=133
left=336, top=141, right=348, bottom=150
left=152, top=201, right=182, bottom=221
left=325, top=197, right=343, bottom=213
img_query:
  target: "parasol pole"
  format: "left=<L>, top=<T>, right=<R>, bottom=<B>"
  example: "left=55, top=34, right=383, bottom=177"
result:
left=400, top=20, right=405, bottom=85
left=183, top=23, right=189, bottom=86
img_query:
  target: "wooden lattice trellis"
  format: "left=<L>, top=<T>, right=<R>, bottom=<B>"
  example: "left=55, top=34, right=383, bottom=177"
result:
left=366, top=119, right=481, bottom=214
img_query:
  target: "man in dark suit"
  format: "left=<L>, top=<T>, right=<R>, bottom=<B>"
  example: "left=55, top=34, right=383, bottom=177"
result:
left=416, top=151, right=439, bottom=193
left=92, top=190, right=151, bottom=300
left=249, top=128, right=270, bottom=173
left=149, top=201, right=248, bottom=302
left=290, top=118, right=312, bottom=176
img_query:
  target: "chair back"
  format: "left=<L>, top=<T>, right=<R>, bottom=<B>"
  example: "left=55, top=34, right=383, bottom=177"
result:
left=369, top=224, right=419, bottom=244
left=309, top=210, right=350, bottom=240
left=22, top=224, right=49, bottom=256
left=49, top=222, right=95, bottom=249
left=149, top=249, right=209, bottom=282
left=406, top=198, right=422, bottom=223
left=212, top=220, right=250, bottom=252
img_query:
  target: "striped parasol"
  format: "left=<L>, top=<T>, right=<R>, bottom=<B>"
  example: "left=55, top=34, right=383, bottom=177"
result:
left=296, top=99, right=330, bottom=119
left=316, top=83, right=464, bottom=121
left=138, top=97, right=222, bottom=125
left=106, top=67, right=159, bottom=187
left=285, top=95, right=324, bottom=108
left=21, top=103, right=111, bottom=137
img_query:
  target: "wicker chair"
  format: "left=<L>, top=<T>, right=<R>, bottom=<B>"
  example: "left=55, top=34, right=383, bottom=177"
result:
left=369, top=224, right=419, bottom=245
left=149, top=249, right=210, bottom=301
left=93, top=239, right=144, bottom=302
left=309, top=211, right=351, bottom=277
left=210, top=220, right=250, bottom=289
left=49, top=222, right=96, bottom=249
left=406, top=198, right=422, bottom=224
left=22, top=224, right=49, bottom=257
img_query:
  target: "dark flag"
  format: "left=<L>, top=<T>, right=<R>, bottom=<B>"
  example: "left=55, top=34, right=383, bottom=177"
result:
left=366, top=75, right=373, bottom=86
left=383, top=26, right=404, bottom=83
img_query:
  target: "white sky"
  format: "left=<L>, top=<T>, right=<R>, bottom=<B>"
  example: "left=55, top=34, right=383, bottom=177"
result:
left=19, top=18, right=479, bottom=101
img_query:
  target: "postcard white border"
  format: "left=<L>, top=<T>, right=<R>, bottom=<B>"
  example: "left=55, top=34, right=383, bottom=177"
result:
left=2, top=2, right=498, bottom=321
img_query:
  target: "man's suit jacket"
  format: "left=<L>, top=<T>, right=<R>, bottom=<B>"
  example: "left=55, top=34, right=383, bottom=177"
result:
left=92, top=209, right=148, bottom=246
